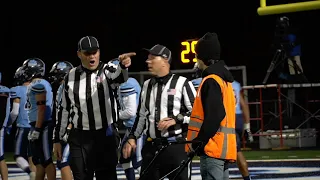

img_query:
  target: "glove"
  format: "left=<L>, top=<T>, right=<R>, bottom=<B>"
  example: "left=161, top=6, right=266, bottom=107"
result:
left=62, top=128, right=71, bottom=142
left=28, top=128, right=41, bottom=141
left=190, top=138, right=204, bottom=156
left=243, top=123, right=253, bottom=143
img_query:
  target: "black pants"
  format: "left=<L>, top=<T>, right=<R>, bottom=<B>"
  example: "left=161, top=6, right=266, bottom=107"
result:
left=30, top=123, right=54, bottom=167
left=68, top=128, right=119, bottom=180
left=14, top=127, right=32, bottom=160
left=140, top=141, right=191, bottom=180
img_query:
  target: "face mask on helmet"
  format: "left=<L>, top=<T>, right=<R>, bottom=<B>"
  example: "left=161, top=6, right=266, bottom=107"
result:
left=22, top=58, right=46, bottom=81
left=13, top=66, right=26, bottom=86
left=48, top=61, right=74, bottom=84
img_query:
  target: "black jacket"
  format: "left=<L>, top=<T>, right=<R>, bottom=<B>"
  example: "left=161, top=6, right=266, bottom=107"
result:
left=193, top=60, right=234, bottom=153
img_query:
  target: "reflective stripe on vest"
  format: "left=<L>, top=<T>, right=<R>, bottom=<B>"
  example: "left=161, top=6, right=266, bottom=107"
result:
left=186, top=74, right=237, bottom=161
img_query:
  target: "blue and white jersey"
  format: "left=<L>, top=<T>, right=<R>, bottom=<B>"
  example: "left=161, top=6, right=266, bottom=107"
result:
left=0, top=85, right=11, bottom=127
left=10, top=86, right=30, bottom=128
left=232, top=81, right=242, bottom=115
left=119, top=77, right=141, bottom=128
left=26, top=79, right=53, bottom=124
left=191, top=78, right=202, bottom=91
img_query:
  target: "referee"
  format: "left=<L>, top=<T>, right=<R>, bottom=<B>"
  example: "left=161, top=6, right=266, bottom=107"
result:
left=53, top=36, right=135, bottom=180
left=122, top=44, right=196, bottom=180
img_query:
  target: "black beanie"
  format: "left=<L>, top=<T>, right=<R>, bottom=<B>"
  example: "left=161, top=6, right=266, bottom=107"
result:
left=195, top=32, right=221, bottom=64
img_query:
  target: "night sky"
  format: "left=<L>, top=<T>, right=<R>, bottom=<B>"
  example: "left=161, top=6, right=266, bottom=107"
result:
left=2, top=1, right=320, bottom=87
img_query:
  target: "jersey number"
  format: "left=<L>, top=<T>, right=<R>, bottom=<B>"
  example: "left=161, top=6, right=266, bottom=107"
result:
left=25, top=98, right=32, bottom=110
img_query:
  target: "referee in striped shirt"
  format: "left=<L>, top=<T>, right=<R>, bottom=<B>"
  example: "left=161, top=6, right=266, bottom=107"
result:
left=122, top=44, right=196, bottom=180
left=53, top=36, right=135, bottom=180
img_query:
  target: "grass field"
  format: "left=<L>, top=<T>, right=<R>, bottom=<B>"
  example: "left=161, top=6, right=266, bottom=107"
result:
left=4, top=149, right=320, bottom=162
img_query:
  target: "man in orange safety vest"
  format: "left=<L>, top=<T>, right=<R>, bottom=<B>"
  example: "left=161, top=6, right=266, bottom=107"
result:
left=186, top=32, right=237, bottom=180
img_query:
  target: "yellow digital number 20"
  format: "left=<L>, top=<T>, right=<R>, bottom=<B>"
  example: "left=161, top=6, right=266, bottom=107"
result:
left=181, top=41, right=198, bottom=63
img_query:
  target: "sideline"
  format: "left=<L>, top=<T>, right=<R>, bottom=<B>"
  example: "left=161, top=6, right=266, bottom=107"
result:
left=5, top=158, right=320, bottom=164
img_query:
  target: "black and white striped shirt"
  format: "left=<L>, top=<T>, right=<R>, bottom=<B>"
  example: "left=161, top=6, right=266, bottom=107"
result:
left=130, top=73, right=196, bottom=139
left=53, top=61, right=128, bottom=142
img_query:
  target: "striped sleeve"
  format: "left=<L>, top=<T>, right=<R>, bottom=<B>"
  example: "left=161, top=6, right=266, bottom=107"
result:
left=31, top=84, right=46, bottom=94
left=104, top=61, right=128, bottom=85
left=129, top=80, right=149, bottom=139
left=120, top=81, right=135, bottom=97
left=10, top=87, right=20, bottom=99
left=0, top=86, right=10, bottom=97
left=181, top=80, right=196, bottom=124
left=53, top=75, right=71, bottom=142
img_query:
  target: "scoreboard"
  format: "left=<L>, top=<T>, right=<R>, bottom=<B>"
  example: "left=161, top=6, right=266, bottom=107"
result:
left=180, top=39, right=198, bottom=64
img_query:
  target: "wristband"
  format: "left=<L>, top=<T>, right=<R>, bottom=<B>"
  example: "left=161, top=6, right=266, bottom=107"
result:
left=243, top=123, right=250, bottom=130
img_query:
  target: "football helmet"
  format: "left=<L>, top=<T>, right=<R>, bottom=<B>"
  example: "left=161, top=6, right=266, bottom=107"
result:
left=48, top=61, right=73, bottom=84
left=13, top=66, right=26, bottom=86
left=21, top=58, right=45, bottom=81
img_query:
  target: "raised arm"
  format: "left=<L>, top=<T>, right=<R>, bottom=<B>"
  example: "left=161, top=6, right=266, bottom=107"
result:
left=104, top=52, right=136, bottom=84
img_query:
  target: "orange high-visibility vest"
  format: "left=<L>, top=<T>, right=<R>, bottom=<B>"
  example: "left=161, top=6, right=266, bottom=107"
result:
left=186, top=74, right=237, bottom=162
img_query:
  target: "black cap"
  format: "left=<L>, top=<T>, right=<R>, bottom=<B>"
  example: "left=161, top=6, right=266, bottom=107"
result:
left=78, top=36, right=99, bottom=52
left=143, top=44, right=172, bottom=63
left=195, top=32, right=221, bottom=64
